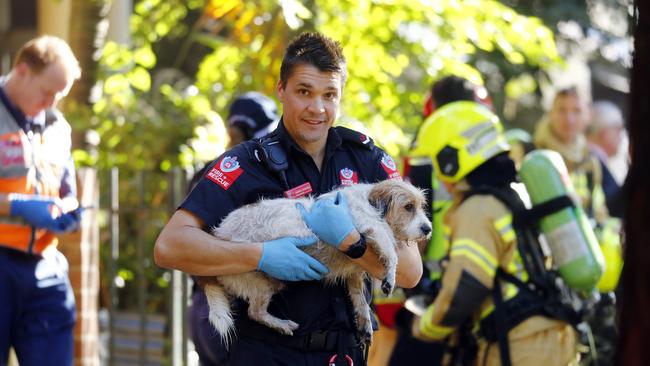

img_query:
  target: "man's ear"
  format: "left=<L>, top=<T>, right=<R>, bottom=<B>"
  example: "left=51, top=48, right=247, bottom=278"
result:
left=276, top=80, right=285, bottom=103
left=14, top=63, right=30, bottom=78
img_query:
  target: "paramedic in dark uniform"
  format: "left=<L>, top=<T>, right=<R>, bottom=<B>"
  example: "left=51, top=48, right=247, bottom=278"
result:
left=154, top=32, right=422, bottom=366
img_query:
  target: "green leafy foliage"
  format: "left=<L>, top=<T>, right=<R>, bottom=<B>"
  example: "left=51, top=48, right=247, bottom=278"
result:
left=71, top=0, right=562, bottom=170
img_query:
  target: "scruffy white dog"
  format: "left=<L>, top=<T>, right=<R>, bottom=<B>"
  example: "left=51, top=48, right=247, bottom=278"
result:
left=201, top=179, right=431, bottom=345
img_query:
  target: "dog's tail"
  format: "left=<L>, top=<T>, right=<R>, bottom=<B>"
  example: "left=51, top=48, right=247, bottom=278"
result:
left=204, top=283, right=236, bottom=347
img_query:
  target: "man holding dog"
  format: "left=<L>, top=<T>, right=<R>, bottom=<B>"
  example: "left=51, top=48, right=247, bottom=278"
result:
left=155, top=32, right=422, bottom=365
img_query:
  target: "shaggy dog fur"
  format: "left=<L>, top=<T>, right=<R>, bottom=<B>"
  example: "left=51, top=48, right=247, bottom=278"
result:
left=201, top=179, right=431, bottom=346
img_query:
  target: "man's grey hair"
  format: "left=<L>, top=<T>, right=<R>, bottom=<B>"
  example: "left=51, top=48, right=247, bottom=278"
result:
left=588, top=101, right=624, bottom=136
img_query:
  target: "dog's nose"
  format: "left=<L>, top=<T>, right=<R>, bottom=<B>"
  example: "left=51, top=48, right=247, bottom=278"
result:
left=420, top=224, right=432, bottom=236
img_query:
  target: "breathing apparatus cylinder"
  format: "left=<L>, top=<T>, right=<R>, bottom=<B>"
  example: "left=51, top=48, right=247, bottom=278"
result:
left=519, top=150, right=605, bottom=292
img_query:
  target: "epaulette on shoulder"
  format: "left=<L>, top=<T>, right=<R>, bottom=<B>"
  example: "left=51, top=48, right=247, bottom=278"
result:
left=244, top=130, right=279, bottom=160
left=335, top=126, right=374, bottom=150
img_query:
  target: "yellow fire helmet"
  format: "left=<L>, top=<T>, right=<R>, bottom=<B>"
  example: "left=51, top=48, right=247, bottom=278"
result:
left=411, top=101, right=510, bottom=183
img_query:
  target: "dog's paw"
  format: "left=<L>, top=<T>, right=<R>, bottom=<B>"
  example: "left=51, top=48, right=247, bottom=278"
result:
left=286, top=320, right=299, bottom=331
left=272, top=319, right=300, bottom=336
left=360, top=330, right=373, bottom=347
left=381, top=278, right=394, bottom=295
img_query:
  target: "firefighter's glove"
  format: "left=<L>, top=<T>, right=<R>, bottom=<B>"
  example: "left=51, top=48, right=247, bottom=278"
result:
left=257, top=236, right=329, bottom=281
left=9, top=194, right=61, bottom=229
left=49, top=207, right=84, bottom=233
left=296, top=192, right=356, bottom=249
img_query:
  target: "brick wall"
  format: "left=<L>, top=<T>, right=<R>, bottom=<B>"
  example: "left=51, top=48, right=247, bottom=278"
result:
left=58, top=168, right=100, bottom=366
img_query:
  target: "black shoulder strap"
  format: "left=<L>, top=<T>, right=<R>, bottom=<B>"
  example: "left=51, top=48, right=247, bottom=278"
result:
left=517, top=195, right=575, bottom=228
left=463, top=185, right=575, bottom=230
left=249, top=133, right=290, bottom=190
left=334, top=126, right=374, bottom=149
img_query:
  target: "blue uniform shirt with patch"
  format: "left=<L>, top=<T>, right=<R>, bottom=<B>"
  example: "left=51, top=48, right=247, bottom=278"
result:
left=180, top=120, right=400, bottom=337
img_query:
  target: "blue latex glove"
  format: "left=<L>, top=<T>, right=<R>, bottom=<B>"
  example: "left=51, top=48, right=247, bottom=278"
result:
left=9, top=194, right=60, bottom=228
left=48, top=207, right=83, bottom=233
left=257, top=236, right=329, bottom=281
left=296, top=192, right=356, bottom=248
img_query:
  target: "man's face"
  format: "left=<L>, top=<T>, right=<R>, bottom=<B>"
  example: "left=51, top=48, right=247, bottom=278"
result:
left=549, top=94, right=586, bottom=144
left=13, top=61, right=71, bottom=117
left=599, top=125, right=624, bottom=157
left=277, top=63, right=342, bottom=149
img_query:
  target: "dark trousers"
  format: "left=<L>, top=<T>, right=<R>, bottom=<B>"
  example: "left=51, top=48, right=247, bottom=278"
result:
left=388, top=309, right=444, bottom=366
left=0, top=247, right=76, bottom=366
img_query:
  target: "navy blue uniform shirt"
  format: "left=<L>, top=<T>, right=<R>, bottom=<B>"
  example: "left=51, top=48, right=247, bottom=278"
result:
left=180, top=120, right=401, bottom=337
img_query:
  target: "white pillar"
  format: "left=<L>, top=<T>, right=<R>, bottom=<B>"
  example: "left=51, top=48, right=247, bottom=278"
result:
left=0, top=0, right=10, bottom=74
left=37, top=0, right=71, bottom=40
left=0, top=0, right=9, bottom=33
left=106, top=0, right=132, bottom=45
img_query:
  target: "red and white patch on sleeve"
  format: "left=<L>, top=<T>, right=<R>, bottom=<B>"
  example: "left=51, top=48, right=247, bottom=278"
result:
left=339, top=167, right=358, bottom=186
left=205, top=156, right=244, bottom=190
left=380, top=153, right=402, bottom=181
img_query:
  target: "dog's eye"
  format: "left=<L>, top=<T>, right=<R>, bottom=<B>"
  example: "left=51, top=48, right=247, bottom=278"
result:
left=404, top=203, right=414, bottom=212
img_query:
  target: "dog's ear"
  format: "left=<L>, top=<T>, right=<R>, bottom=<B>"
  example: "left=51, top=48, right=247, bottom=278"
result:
left=368, top=181, right=394, bottom=217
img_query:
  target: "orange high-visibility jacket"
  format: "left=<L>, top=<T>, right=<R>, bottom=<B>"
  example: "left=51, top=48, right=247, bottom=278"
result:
left=0, top=81, right=76, bottom=254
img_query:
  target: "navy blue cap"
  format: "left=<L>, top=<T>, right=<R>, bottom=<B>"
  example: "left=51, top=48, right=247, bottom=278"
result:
left=227, top=92, right=279, bottom=140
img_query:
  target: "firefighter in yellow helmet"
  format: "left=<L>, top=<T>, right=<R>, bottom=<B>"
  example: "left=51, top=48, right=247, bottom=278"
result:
left=411, top=101, right=578, bottom=365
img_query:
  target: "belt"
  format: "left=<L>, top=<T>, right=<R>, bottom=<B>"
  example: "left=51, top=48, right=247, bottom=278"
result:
left=241, top=327, right=359, bottom=352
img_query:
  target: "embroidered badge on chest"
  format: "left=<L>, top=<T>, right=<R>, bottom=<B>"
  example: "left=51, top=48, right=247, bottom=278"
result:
left=380, top=153, right=402, bottom=181
left=284, top=182, right=313, bottom=199
left=205, top=156, right=244, bottom=190
left=339, top=167, right=358, bottom=186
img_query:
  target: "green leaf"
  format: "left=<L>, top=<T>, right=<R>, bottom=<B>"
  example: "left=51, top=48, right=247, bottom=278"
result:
left=134, top=45, right=157, bottom=68
left=128, top=67, right=152, bottom=91
left=505, top=73, right=537, bottom=98
left=104, top=74, right=129, bottom=94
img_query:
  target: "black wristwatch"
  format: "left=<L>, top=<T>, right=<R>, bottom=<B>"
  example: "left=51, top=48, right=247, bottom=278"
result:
left=343, top=233, right=367, bottom=259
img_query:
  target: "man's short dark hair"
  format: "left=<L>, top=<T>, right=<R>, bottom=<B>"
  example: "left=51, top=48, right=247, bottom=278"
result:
left=431, top=75, right=475, bottom=108
left=552, top=86, right=580, bottom=106
left=280, top=32, right=347, bottom=87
